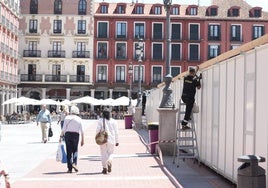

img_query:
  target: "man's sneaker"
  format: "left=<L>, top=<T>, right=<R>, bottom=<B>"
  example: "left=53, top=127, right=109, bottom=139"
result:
left=102, top=168, right=107, bottom=174
left=181, top=120, right=188, bottom=126
left=182, top=125, right=191, bottom=130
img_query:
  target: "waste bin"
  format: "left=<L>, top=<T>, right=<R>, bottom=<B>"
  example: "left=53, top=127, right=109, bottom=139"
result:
left=237, top=155, right=266, bottom=188
left=124, top=114, right=133, bottom=129
left=148, top=122, right=159, bottom=154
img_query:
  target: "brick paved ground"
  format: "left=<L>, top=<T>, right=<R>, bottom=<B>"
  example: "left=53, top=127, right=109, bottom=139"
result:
left=1, top=119, right=235, bottom=188
left=10, top=120, right=178, bottom=188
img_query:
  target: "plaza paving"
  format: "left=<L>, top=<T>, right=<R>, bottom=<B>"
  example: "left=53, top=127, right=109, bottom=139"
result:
left=0, top=119, right=235, bottom=188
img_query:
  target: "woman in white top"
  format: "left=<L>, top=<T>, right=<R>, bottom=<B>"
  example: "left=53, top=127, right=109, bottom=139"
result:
left=59, top=106, right=84, bottom=173
left=96, top=108, right=119, bottom=174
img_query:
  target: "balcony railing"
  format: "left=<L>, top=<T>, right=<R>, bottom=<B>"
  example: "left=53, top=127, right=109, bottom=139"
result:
left=48, top=50, right=65, bottom=58
left=45, top=75, right=67, bottom=82
left=23, top=50, right=41, bottom=57
left=20, top=74, right=42, bottom=82
left=72, top=51, right=90, bottom=58
left=70, top=75, right=90, bottom=82
left=20, top=74, right=91, bottom=83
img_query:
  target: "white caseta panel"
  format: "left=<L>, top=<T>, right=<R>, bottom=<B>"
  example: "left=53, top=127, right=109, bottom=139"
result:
left=218, top=63, right=227, bottom=172
left=225, top=60, right=235, bottom=178
left=233, top=56, right=245, bottom=181
left=212, top=65, right=220, bottom=167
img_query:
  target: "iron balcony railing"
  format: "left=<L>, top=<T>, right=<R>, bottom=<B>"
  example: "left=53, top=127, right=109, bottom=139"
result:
left=20, top=74, right=90, bottom=83
left=23, top=50, right=41, bottom=57
left=48, top=50, right=65, bottom=58
left=72, top=51, right=90, bottom=58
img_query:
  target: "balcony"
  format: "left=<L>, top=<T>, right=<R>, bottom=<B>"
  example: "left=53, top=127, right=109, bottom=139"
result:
left=23, top=50, right=41, bottom=57
left=20, top=74, right=91, bottom=84
left=48, top=50, right=65, bottom=58
left=72, top=51, right=90, bottom=58
left=70, top=75, right=90, bottom=82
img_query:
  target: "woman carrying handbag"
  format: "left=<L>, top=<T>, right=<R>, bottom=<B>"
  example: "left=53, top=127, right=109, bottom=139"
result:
left=96, top=108, right=119, bottom=174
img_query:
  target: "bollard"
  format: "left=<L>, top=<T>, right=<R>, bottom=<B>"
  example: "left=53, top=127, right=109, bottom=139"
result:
left=237, top=155, right=266, bottom=188
left=148, top=122, right=159, bottom=154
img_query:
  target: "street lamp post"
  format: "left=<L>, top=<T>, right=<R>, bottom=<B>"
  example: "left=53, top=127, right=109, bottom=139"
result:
left=135, top=38, right=143, bottom=107
left=128, top=62, right=133, bottom=107
left=159, top=0, right=173, bottom=108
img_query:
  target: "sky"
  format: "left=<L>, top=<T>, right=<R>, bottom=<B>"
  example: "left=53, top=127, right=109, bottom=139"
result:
left=97, top=0, right=268, bottom=11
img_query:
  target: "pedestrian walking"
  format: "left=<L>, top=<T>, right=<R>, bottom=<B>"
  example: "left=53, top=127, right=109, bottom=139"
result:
left=0, top=160, right=10, bottom=188
left=181, top=66, right=201, bottom=130
left=58, top=105, right=69, bottom=129
left=59, top=106, right=84, bottom=173
left=36, top=104, right=52, bottom=143
left=96, top=108, right=119, bottom=174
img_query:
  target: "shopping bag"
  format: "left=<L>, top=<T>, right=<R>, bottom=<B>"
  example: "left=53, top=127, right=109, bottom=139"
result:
left=56, top=143, right=62, bottom=162
left=61, top=143, right=67, bottom=163
left=48, top=126, right=53, bottom=137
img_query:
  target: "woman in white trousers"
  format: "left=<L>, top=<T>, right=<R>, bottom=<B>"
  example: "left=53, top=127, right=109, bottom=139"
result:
left=96, top=108, right=119, bottom=174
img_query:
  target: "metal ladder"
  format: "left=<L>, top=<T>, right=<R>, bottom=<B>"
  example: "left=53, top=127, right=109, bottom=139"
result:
left=173, top=99, right=200, bottom=167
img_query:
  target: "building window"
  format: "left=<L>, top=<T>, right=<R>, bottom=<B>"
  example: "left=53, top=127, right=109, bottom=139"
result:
left=172, top=7, right=179, bottom=15
left=30, top=0, right=38, bottom=14
left=28, top=64, right=36, bottom=81
left=171, top=23, right=181, bottom=40
left=210, top=8, right=217, bottom=16
left=134, top=42, right=144, bottom=60
left=171, top=66, right=181, bottom=77
left=98, top=22, right=108, bottom=38
left=54, top=0, right=62, bottom=14
left=154, top=6, right=161, bottom=14
left=252, top=25, right=264, bottom=40
left=116, top=66, right=125, bottom=83
left=171, top=43, right=181, bottom=60
left=97, top=42, right=108, bottom=59
left=76, top=42, right=86, bottom=57
left=100, top=5, right=108, bottom=13
left=228, top=8, right=240, bottom=17
left=208, top=45, right=220, bottom=59
left=52, top=64, right=61, bottom=81
left=135, top=23, right=145, bottom=39
left=189, top=24, right=199, bottom=40
left=153, top=23, right=162, bottom=39
left=135, top=6, right=143, bottom=14
left=78, top=0, right=87, bottom=15
left=208, top=25, right=221, bottom=41
left=152, top=67, right=162, bottom=83
left=116, top=43, right=126, bottom=59
left=116, top=22, right=127, bottom=38
left=52, top=42, right=62, bottom=57
left=189, top=7, right=197, bottom=15
left=134, top=66, right=144, bottom=83
left=189, top=44, right=199, bottom=61
left=53, top=20, right=62, bottom=33
left=117, top=5, right=125, bottom=14
left=29, top=19, right=38, bottom=33
left=230, top=25, right=241, bottom=41
left=29, top=41, right=37, bottom=51
left=97, top=65, right=107, bottom=82
left=253, top=9, right=261, bottom=17
left=152, top=43, right=162, bottom=60
left=77, top=65, right=85, bottom=82
left=78, top=20, right=86, bottom=34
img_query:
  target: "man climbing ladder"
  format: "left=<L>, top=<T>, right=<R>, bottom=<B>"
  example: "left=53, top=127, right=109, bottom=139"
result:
left=181, top=66, right=201, bottom=130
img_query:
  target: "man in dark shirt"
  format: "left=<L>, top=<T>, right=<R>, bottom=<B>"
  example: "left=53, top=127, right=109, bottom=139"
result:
left=181, top=66, right=201, bottom=129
